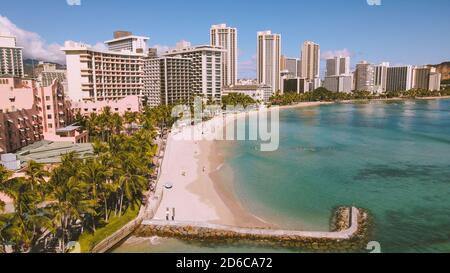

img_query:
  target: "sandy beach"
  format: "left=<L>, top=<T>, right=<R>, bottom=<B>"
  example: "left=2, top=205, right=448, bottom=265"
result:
left=153, top=101, right=332, bottom=228
left=153, top=116, right=270, bottom=227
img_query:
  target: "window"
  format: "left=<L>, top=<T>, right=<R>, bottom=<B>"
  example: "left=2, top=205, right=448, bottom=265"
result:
left=47, top=114, right=52, bottom=119
left=46, top=105, right=51, bottom=110
left=46, top=96, right=51, bottom=101
left=48, top=123, right=53, bottom=128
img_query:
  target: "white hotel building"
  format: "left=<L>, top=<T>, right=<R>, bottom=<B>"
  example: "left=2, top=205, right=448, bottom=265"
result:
left=62, top=32, right=148, bottom=102
left=257, top=31, right=281, bottom=94
left=163, top=44, right=225, bottom=103
left=300, top=41, right=321, bottom=89
left=143, top=56, right=191, bottom=107
left=210, top=24, right=238, bottom=86
left=0, top=35, right=24, bottom=78
left=104, top=31, right=149, bottom=54
left=324, top=56, right=352, bottom=93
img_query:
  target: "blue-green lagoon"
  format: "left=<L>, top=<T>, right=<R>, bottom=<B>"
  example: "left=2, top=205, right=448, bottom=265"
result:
left=114, top=99, right=450, bottom=253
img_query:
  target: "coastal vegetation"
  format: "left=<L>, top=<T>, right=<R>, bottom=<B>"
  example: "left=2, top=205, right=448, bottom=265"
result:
left=0, top=105, right=175, bottom=253
left=270, top=87, right=450, bottom=106
left=222, top=93, right=256, bottom=109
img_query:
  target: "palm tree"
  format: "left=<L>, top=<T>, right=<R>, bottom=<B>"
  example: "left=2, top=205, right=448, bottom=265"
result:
left=111, top=112, right=124, bottom=135
left=0, top=165, right=12, bottom=212
left=124, top=111, right=138, bottom=135
left=47, top=171, right=95, bottom=253
left=79, top=159, right=112, bottom=223
left=1, top=177, right=51, bottom=252
left=117, top=172, right=146, bottom=215
left=86, top=112, right=99, bottom=139
left=98, top=107, right=114, bottom=141
left=24, top=161, right=49, bottom=192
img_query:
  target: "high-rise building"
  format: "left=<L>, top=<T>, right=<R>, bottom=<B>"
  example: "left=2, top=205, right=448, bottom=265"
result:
left=324, top=56, right=352, bottom=93
left=373, top=62, right=389, bottom=94
left=280, top=55, right=286, bottom=72
left=355, top=61, right=375, bottom=92
left=326, top=56, right=350, bottom=77
left=62, top=40, right=146, bottom=102
left=147, top=48, right=158, bottom=59
left=300, top=41, right=320, bottom=81
left=164, top=45, right=225, bottom=102
left=429, top=71, right=442, bottom=91
left=323, top=75, right=353, bottom=93
left=0, top=35, right=24, bottom=78
left=143, top=56, right=191, bottom=107
left=35, top=62, right=67, bottom=88
left=413, top=66, right=442, bottom=91
left=386, top=66, right=414, bottom=92
left=104, top=31, right=149, bottom=54
left=282, top=57, right=300, bottom=79
left=257, top=31, right=281, bottom=94
left=283, top=78, right=311, bottom=94
left=210, top=24, right=238, bottom=86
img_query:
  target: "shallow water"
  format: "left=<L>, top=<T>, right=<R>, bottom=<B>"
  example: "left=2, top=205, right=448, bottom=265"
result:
left=114, top=99, right=450, bottom=253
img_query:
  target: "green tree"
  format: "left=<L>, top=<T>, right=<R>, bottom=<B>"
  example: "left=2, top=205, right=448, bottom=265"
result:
left=0, top=177, right=51, bottom=252
left=47, top=170, right=95, bottom=253
left=24, top=161, right=49, bottom=192
left=0, top=165, right=12, bottom=212
left=79, top=159, right=112, bottom=223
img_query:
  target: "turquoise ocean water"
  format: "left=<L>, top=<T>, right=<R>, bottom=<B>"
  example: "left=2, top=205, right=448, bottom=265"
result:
left=114, top=99, right=450, bottom=253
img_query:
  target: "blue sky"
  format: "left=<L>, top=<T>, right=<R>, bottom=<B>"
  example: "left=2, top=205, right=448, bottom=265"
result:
left=1, top=0, right=449, bottom=78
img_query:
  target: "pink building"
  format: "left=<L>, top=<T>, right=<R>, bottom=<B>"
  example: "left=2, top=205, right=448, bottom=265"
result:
left=0, top=77, right=42, bottom=153
left=0, top=76, right=87, bottom=154
left=71, top=95, right=141, bottom=116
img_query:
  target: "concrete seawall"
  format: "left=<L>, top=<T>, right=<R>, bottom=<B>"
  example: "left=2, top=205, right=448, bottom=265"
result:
left=135, top=207, right=371, bottom=251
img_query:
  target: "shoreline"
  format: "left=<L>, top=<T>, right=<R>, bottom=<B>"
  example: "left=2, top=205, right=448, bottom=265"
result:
left=145, top=101, right=335, bottom=230
left=118, top=97, right=450, bottom=248
left=151, top=97, right=450, bottom=228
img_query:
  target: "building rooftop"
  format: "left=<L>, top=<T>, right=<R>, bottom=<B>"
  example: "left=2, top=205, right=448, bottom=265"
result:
left=62, top=41, right=146, bottom=56
left=104, top=35, right=150, bottom=45
left=55, top=125, right=81, bottom=133
left=15, top=140, right=94, bottom=166
left=164, top=44, right=226, bottom=55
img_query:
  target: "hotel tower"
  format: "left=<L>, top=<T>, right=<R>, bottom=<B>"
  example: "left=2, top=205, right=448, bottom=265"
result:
left=257, top=31, right=281, bottom=94
left=210, top=24, right=238, bottom=86
left=300, top=41, right=320, bottom=88
left=0, top=35, right=24, bottom=78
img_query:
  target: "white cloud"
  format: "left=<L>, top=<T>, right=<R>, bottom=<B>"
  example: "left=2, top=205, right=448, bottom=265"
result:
left=152, top=44, right=171, bottom=56
left=238, top=54, right=257, bottom=79
left=92, top=42, right=108, bottom=52
left=321, top=48, right=353, bottom=60
left=0, top=15, right=65, bottom=64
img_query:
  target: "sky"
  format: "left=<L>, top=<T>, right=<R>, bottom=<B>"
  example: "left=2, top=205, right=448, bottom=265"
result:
left=1, top=0, right=449, bottom=78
